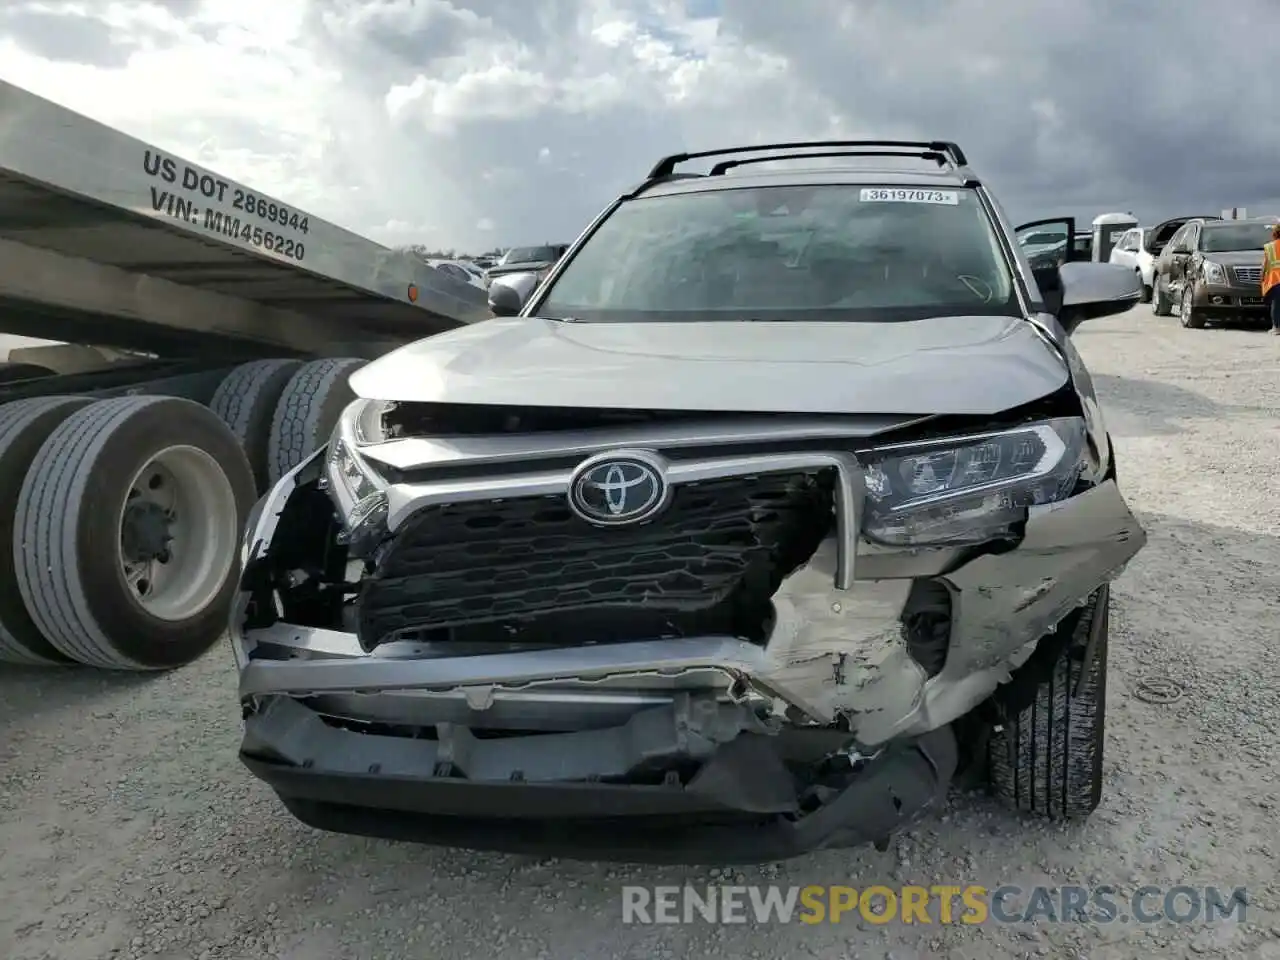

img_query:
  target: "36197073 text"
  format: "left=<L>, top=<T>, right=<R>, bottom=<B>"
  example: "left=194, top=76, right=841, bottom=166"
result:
left=141, top=149, right=309, bottom=262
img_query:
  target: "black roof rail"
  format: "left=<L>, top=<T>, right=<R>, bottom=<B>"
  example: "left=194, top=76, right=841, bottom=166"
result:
left=647, top=139, right=968, bottom=179
left=708, top=149, right=948, bottom=176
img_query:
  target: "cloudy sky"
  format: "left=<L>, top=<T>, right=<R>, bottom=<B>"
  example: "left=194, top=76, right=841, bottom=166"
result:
left=1, top=0, right=1275, bottom=252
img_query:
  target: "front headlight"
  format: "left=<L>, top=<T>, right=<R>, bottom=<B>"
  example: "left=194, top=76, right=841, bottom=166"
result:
left=1202, top=261, right=1226, bottom=284
left=324, top=400, right=393, bottom=555
left=861, top=418, right=1088, bottom=546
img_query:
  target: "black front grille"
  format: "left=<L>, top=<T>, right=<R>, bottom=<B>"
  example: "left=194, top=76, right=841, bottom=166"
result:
left=355, top=470, right=835, bottom=651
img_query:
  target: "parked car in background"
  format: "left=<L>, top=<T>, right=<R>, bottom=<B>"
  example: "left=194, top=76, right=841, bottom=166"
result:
left=1151, top=217, right=1277, bottom=328
left=426, top=258, right=488, bottom=290
left=1109, top=227, right=1156, bottom=302
left=1142, top=214, right=1221, bottom=312
left=484, top=243, right=569, bottom=285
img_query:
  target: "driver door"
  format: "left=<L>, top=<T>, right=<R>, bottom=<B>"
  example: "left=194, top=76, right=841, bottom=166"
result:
left=1015, top=217, right=1077, bottom=264
left=1015, top=217, right=1077, bottom=314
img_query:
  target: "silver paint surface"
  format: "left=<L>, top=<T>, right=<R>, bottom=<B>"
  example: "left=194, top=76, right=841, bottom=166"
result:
left=345, top=315, right=1071, bottom=416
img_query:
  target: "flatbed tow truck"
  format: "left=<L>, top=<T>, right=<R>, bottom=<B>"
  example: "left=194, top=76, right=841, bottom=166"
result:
left=0, top=79, right=489, bottom=671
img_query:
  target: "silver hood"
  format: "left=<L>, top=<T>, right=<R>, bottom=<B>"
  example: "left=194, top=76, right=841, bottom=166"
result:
left=348, top=316, right=1069, bottom=416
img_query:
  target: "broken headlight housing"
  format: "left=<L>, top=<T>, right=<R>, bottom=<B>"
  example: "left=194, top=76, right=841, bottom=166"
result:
left=323, top=400, right=394, bottom=556
left=861, top=417, right=1087, bottom=546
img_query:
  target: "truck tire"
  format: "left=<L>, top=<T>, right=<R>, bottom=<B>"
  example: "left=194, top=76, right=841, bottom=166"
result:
left=987, top=585, right=1109, bottom=820
left=0, top=396, right=96, bottom=665
left=209, top=359, right=304, bottom=494
left=14, top=396, right=256, bottom=670
left=266, top=358, right=365, bottom=485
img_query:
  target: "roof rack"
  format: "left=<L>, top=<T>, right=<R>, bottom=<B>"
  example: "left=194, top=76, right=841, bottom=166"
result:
left=646, top=139, right=968, bottom=179
left=708, top=149, right=948, bottom=176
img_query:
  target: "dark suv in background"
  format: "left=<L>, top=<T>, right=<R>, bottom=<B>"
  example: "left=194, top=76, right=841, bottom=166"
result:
left=1152, top=217, right=1277, bottom=328
left=484, top=243, right=569, bottom=285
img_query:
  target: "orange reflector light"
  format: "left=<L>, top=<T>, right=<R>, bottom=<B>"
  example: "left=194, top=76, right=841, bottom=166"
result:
left=407, top=284, right=419, bottom=302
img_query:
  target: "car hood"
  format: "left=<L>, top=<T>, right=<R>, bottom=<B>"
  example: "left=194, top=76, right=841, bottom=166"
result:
left=1201, top=250, right=1265, bottom=266
left=348, top=316, right=1069, bottom=416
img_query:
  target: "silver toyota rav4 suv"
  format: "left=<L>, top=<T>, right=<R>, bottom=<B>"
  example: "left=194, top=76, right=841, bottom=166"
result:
left=232, top=140, right=1147, bottom=863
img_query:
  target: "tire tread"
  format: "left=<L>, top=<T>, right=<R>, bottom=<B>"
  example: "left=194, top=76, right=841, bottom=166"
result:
left=209, top=359, right=304, bottom=492
left=0, top=396, right=94, bottom=665
left=988, top=588, right=1108, bottom=820
left=266, top=358, right=365, bottom=484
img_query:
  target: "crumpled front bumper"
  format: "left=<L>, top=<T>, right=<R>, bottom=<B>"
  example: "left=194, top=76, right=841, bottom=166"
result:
left=231, top=453, right=1145, bottom=862
left=1193, top=281, right=1268, bottom=313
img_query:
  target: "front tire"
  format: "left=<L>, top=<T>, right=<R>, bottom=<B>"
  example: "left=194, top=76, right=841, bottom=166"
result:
left=1179, top=285, right=1207, bottom=329
left=988, top=585, right=1109, bottom=820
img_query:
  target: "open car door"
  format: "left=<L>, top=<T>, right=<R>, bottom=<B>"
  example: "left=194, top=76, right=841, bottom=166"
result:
left=1144, top=214, right=1221, bottom=256
left=1014, top=217, right=1081, bottom=267
left=1014, top=217, right=1079, bottom=315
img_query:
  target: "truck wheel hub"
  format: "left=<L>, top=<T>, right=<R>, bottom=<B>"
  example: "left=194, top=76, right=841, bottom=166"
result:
left=120, top=499, right=173, bottom=564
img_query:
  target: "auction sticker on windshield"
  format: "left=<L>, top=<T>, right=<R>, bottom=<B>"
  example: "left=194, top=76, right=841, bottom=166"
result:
left=860, top=188, right=959, bottom=205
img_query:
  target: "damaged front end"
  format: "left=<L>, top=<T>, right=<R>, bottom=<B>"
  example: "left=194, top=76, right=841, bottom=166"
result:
left=231, top=397, right=1146, bottom=863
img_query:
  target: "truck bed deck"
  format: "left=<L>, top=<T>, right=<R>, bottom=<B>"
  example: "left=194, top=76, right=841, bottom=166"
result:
left=0, top=80, right=488, bottom=359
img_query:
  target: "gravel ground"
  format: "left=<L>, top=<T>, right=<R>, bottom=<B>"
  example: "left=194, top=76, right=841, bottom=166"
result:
left=2, top=305, right=1278, bottom=960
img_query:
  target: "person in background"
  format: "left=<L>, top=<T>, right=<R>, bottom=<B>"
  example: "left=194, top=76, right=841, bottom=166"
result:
left=1262, top=222, right=1280, bottom=335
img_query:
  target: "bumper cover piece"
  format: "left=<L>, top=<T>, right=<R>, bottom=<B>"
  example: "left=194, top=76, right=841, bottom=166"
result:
left=241, top=696, right=957, bottom=864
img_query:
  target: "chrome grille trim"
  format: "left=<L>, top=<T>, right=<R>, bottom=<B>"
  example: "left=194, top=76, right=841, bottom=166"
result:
left=381, top=449, right=866, bottom=590
left=1232, top=266, right=1262, bottom=284
left=356, top=414, right=929, bottom=472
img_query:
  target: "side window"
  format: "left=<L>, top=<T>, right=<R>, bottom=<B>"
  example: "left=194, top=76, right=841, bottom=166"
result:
left=1121, top=230, right=1138, bottom=251
left=1166, top=226, right=1188, bottom=253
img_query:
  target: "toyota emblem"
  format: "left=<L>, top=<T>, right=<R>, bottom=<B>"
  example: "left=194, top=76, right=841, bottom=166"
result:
left=567, top=451, right=670, bottom=526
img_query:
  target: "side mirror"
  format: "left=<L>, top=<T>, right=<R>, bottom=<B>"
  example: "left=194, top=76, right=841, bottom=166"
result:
left=487, top=282, right=524, bottom=317
left=1055, top=262, right=1143, bottom=334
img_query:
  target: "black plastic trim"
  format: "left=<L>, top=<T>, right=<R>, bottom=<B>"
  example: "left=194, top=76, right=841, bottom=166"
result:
left=242, top=726, right=957, bottom=864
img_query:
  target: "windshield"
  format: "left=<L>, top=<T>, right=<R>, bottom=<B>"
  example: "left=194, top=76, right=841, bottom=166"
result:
left=1200, top=223, right=1276, bottom=253
left=503, top=246, right=560, bottom=264
left=536, top=184, right=1016, bottom=323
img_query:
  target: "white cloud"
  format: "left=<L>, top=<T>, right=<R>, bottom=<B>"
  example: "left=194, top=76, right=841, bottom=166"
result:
left=1, top=0, right=1277, bottom=253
